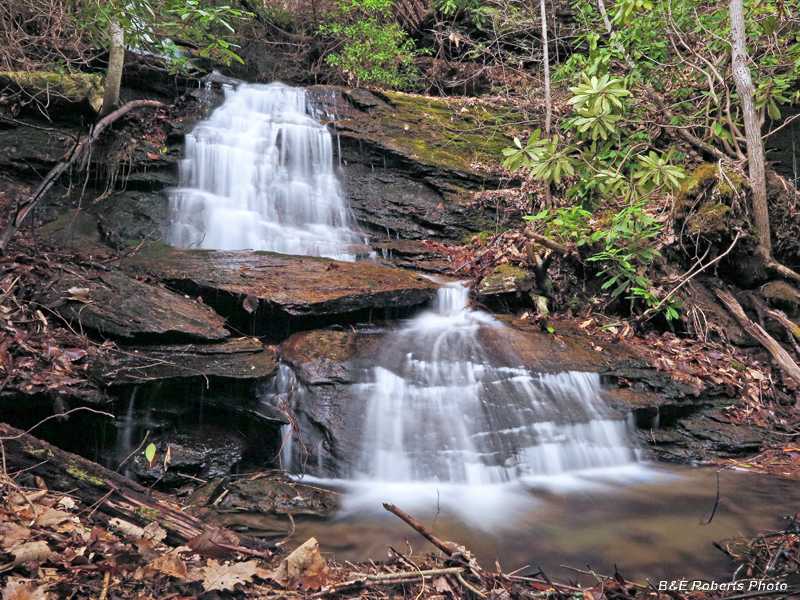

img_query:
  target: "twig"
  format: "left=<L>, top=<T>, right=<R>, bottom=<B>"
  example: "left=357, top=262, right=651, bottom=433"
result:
left=455, top=570, right=487, bottom=598
left=0, top=407, right=115, bottom=440
left=704, top=468, right=724, bottom=524
left=704, top=587, right=800, bottom=600
left=367, top=567, right=465, bottom=581
left=116, top=430, right=150, bottom=472
left=309, top=568, right=468, bottom=599
left=0, top=439, right=38, bottom=523
left=635, top=229, right=742, bottom=325
left=0, top=99, right=165, bottom=253
left=278, top=513, right=296, bottom=547
left=98, top=570, right=111, bottom=600
left=383, top=503, right=454, bottom=557
left=453, top=231, right=509, bottom=273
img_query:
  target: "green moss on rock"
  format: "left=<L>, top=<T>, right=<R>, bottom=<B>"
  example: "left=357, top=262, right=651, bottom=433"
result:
left=374, top=91, right=526, bottom=174
left=674, top=164, right=750, bottom=239
left=762, top=281, right=800, bottom=315
left=0, top=71, right=103, bottom=111
left=478, top=264, right=532, bottom=295
left=687, top=202, right=731, bottom=234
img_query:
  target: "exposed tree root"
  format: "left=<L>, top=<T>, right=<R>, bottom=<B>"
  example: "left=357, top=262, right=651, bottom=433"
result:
left=0, top=99, right=165, bottom=254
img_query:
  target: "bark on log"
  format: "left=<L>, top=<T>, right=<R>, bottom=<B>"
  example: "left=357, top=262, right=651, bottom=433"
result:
left=715, top=289, right=800, bottom=387
left=0, top=423, right=253, bottom=548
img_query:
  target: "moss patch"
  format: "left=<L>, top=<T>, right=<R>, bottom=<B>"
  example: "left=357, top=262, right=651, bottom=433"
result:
left=762, top=281, right=800, bottom=313
left=686, top=202, right=731, bottom=234
left=66, top=461, right=106, bottom=486
left=478, top=264, right=532, bottom=295
left=0, top=71, right=103, bottom=111
left=674, top=164, right=750, bottom=240
left=373, top=92, right=527, bottom=174
left=133, top=506, right=162, bottom=523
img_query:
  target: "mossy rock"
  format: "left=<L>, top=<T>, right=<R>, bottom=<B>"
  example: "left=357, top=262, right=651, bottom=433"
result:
left=762, top=281, right=800, bottom=315
left=376, top=91, right=524, bottom=175
left=673, top=164, right=750, bottom=240
left=478, top=264, right=533, bottom=295
left=0, top=71, right=104, bottom=112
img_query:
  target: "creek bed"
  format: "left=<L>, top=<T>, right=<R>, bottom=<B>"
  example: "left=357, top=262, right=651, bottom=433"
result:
left=281, top=464, right=799, bottom=584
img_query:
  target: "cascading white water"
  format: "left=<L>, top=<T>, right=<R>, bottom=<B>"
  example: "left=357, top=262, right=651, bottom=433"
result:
left=356, top=282, right=640, bottom=484
left=169, top=82, right=365, bottom=260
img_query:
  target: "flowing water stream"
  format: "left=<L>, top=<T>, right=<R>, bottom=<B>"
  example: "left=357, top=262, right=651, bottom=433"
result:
left=167, top=81, right=797, bottom=583
left=168, top=82, right=364, bottom=260
left=354, top=282, right=640, bottom=484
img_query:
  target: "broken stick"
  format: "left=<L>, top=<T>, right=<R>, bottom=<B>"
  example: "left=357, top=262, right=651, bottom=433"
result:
left=383, top=503, right=454, bottom=556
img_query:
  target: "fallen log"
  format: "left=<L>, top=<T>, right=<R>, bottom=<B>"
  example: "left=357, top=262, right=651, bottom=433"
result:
left=715, top=288, right=800, bottom=388
left=0, top=422, right=260, bottom=551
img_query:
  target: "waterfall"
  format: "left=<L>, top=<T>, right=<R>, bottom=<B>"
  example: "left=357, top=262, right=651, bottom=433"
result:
left=168, top=82, right=365, bottom=260
left=355, top=282, right=640, bottom=484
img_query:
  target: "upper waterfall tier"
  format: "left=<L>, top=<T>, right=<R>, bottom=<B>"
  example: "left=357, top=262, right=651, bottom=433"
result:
left=169, top=82, right=365, bottom=260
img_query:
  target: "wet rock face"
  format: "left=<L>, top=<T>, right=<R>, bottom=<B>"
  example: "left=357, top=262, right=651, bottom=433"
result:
left=115, top=246, right=439, bottom=336
left=277, top=330, right=385, bottom=477
left=131, top=429, right=247, bottom=486
left=273, top=318, right=769, bottom=476
left=96, top=337, right=278, bottom=386
left=7, top=83, right=514, bottom=251
left=306, top=86, right=517, bottom=244
left=42, top=272, right=230, bottom=344
left=343, top=163, right=496, bottom=244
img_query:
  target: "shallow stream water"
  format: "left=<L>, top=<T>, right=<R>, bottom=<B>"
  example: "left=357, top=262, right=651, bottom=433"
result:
left=287, top=465, right=799, bottom=584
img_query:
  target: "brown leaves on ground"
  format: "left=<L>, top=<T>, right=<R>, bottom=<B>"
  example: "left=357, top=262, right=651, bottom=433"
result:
left=199, top=558, right=270, bottom=591
left=272, top=536, right=329, bottom=590
left=0, top=481, right=279, bottom=599
left=723, top=441, right=800, bottom=478
left=1, top=478, right=797, bottom=600
left=0, top=249, right=105, bottom=400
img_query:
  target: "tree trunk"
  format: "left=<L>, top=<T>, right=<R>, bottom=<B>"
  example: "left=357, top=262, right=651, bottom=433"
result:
left=540, top=0, right=551, bottom=137
left=540, top=0, right=552, bottom=207
left=100, top=20, right=125, bottom=118
left=729, top=0, right=771, bottom=258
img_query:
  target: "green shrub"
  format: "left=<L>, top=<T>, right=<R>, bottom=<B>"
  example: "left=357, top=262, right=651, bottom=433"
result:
left=317, top=0, right=419, bottom=89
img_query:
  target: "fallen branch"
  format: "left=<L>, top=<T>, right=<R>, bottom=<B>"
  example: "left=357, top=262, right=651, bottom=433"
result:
left=715, top=288, right=800, bottom=387
left=0, top=422, right=260, bottom=551
left=383, top=503, right=455, bottom=557
left=634, top=229, right=742, bottom=325
left=0, top=99, right=165, bottom=254
left=524, top=230, right=574, bottom=256
left=767, top=258, right=800, bottom=285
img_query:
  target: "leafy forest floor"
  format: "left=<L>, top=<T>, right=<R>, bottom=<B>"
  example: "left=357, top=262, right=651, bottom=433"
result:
left=1, top=456, right=800, bottom=600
